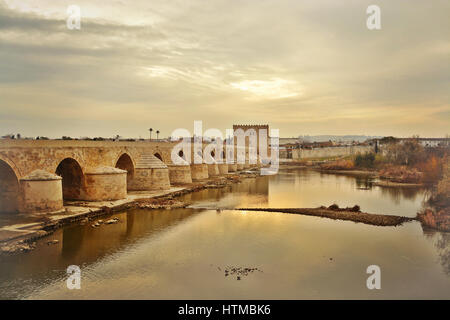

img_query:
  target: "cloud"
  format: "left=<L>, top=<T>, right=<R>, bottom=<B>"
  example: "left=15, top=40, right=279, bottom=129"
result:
left=0, top=0, right=449, bottom=138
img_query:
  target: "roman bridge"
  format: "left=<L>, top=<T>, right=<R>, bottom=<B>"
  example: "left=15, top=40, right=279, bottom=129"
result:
left=0, top=139, right=259, bottom=214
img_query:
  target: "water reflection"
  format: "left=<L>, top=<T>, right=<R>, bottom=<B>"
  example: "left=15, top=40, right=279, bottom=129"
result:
left=355, top=176, right=374, bottom=190
left=378, top=185, right=426, bottom=204
left=185, top=177, right=269, bottom=209
left=423, top=231, right=450, bottom=276
left=0, top=168, right=448, bottom=299
left=264, top=168, right=426, bottom=217
left=0, top=208, right=199, bottom=299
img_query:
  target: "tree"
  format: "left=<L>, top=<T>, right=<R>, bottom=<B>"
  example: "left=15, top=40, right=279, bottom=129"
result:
left=385, top=137, right=425, bottom=166
left=149, top=128, right=153, bottom=140
left=156, top=130, right=160, bottom=140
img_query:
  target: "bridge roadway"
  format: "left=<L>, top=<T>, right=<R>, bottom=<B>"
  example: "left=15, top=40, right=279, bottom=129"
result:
left=0, top=139, right=257, bottom=214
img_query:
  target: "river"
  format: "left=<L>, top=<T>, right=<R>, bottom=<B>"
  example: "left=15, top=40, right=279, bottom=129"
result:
left=0, top=168, right=449, bottom=299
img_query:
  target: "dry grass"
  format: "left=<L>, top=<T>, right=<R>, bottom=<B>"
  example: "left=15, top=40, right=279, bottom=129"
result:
left=379, top=165, right=423, bottom=183
left=320, top=159, right=355, bottom=170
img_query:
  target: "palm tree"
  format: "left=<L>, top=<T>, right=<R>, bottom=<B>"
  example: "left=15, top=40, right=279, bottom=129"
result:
left=149, top=128, right=153, bottom=140
left=156, top=130, right=160, bottom=140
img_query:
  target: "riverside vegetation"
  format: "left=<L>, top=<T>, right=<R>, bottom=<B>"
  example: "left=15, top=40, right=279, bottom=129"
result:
left=319, top=137, right=449, bottom=231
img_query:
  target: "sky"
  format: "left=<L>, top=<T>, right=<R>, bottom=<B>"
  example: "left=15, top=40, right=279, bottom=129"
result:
left=0, top=0, right=449, bottom=139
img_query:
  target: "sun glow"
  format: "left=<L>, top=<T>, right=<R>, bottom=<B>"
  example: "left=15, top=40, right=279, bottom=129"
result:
left=230, top=78, right=300, bottom=99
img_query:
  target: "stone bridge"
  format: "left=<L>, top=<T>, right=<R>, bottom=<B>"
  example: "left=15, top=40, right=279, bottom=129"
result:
left=0, top=139, right=257, bottom=214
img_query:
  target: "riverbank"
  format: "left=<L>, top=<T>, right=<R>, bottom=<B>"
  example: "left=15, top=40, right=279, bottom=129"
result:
left=0, top=170, right=260, bottom=255
left=417, top=159, right=450, bottom=232
left=372, top=180, right=423, bottom=188
left=284, top=162, right=425, bottom=187
left=283, top=159, right=430, bottom=187
left=236, top=205, right=415, bottom=227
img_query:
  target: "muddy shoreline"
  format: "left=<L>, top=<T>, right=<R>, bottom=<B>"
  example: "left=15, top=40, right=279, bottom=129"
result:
left=236, top=206, right=416, bottom=227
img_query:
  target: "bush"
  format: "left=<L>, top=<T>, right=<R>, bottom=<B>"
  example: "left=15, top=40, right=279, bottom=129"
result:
left=328, top=204, right=339, bottom=210
left=320, top=159, right=354, bottom=170
left=385, top=138, right=426, bottom=166
left=418, top=155, right=444, bottom=184
left=354, top=153, right=376, bottom=168
left=374, top=154, right=387, bottom=167
left=379, top=165, right=423, bottom=183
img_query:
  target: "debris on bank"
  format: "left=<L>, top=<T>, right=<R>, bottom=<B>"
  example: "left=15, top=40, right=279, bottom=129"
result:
left=0, top=240, right=36, bottom=254
left=91, top=217, right=120, bottom=228
left=215, top=265, right=263, bottom=280
left=133, top=173, right=258, bottom=210
left=236, top=205, right=415, bottom=227
left=137, top=199, right=188, bottom=210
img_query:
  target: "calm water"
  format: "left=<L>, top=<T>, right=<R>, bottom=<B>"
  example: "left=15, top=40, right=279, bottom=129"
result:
left=0, top=168, right=449, bottom=299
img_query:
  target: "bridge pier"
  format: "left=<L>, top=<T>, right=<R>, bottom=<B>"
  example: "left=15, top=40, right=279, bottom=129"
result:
left=19, top=170, right=63, bottom=213
left=228, top=163, right=237, bottom=172
left=218, top=163, right=229, bottom=175
left=128, top=154, right=170, bottom=191
left=168, top=165, right=192, bottom=185
left=82, top=166, right=127, bottom=201
left=207, top=163, right=220, bottom=176
left=190, top=163, right=209, bottom=181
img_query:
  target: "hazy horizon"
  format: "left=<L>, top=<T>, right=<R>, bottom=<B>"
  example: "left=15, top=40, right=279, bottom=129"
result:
left=1, top=0, right=449, bottom=138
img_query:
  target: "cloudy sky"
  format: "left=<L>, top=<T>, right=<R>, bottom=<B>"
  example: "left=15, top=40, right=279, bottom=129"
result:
left=0, top=0, right=449, bottom=138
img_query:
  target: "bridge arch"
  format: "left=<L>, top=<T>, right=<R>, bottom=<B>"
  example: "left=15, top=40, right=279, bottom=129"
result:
left=56, top=158, right=84, bottom=200
left=154, top=152, right=163, bottom=162
left=0, top=159, right=19, bottom=213
left=0, top=155, right=21, bottom=179
left=115, top=153, right=135, bottom=188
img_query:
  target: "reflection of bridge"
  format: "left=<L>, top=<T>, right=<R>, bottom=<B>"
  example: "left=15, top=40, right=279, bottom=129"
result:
left=0, top=140, right=259, bottom=214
